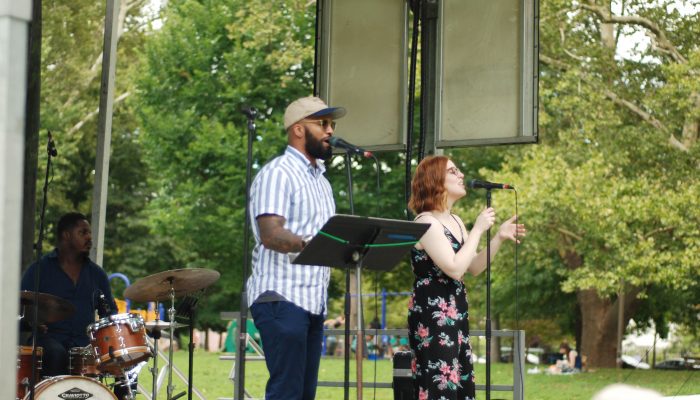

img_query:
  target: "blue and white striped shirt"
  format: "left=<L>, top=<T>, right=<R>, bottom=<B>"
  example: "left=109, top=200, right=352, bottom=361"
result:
left=246, top=146, right=336, bottom=315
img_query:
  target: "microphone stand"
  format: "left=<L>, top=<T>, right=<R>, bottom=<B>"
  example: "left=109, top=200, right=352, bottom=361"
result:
left=484, top=189, right=492, bottom=400
left=235, top=107, right=256, bottom=400
left=342, top=152, right=353, bottom=400
left=28, top=132, right=57, bottom=400
left=341, top=151, right=364, bottom=400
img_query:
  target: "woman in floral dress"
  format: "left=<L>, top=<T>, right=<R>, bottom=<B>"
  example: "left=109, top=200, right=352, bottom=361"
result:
left=407, top=156, right=525, bottom=400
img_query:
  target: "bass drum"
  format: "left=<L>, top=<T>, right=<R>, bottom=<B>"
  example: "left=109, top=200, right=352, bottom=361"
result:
left=25, top=376, right=117, bottom=400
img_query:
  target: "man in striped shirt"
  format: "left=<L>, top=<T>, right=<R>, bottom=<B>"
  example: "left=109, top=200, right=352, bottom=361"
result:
left=247, top=96, right=346, bottom=400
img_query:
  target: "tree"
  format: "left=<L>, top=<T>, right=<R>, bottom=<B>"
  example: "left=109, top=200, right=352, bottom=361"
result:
left=450, top=0, right=700, bottom=368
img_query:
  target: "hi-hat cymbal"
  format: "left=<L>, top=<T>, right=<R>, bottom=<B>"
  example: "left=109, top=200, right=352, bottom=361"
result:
left=123, top=268, right=220, bottom=302
left=144, top=320, right=188, bottom=334
left=19, top=291, right=75, bottom=325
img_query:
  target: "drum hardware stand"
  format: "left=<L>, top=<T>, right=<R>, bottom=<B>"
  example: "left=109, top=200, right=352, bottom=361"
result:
left=175, top=295, right=199, bottom=400
left=146, top=303, right=174, bottom=400
left=163, top=280, right=188, bottom=400
left=141, top=341, right=206, bottom=400
left=150, top=313, right=163, bottom=400
left=113, top=361, right=144, bottom=400
left=166, top=281, right=178, bottom=400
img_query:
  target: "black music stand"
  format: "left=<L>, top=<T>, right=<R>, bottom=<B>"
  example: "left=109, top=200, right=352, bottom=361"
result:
left=293, top=214, right=430, bottom=400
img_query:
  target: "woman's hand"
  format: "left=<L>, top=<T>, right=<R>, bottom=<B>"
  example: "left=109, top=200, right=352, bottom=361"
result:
left=473, top=207, right=496, bottom=233
left=497, top=215, right=526, bottom=243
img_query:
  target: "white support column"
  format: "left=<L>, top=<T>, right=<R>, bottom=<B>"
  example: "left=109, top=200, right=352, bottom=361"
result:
left=0, top=0, right=31, bottom=398
left=90, top=0, right=120, bottom=265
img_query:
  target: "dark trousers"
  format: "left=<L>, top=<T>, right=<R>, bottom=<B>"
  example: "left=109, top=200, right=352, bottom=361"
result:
left=250, top=301, right=324, bottom=400
left=33, top=335, right=70, bottom=377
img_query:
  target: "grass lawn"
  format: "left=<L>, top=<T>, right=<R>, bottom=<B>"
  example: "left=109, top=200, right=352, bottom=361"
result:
left=134, top=350, right=700, bottom=399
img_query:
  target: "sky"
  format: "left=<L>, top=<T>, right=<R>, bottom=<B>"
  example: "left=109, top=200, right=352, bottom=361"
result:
left=613, top=0, right=700, bottom=61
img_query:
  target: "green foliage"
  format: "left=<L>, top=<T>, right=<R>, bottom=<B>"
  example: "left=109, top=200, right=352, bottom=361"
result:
left=450, top=0, right=700, bottom=351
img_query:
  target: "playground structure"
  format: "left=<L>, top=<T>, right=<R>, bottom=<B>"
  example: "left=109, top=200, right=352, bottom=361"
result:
left=109, top=273, right=163, bottom=321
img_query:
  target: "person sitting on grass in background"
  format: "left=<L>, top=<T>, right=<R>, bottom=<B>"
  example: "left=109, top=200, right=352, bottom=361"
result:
left=548, top=341, right=578, bottom=374
left=323, top=315, right=344, bottom=356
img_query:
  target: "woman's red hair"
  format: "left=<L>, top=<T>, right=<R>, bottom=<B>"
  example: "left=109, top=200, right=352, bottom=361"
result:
left=408, top=155, right=449, bottom=214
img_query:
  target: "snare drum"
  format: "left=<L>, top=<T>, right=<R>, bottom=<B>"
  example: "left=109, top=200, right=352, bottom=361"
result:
left=88, top=313, right=151, bottom=371
left=17, top=346, right=42, bottom=400
left=24, top=375, right=117, bottom=400
left=68, top=346, right=99, bottom=377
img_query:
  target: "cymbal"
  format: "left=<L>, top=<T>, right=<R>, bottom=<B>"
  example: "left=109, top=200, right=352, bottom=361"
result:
left=144, top=320, right=188, bottom=333
left=123, top=268, right=220, bottom=302
left=19, top=290, right=75, bottom=325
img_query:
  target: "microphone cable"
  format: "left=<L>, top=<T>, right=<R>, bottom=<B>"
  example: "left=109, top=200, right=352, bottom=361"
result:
left=609, top=298, right=693, bottom=397
left=514, top=189, right=520, bottom=330
left=670, top=369, right=695, bottom=398
left=514, top=189, right=524, bottom=397
left=372, top=269, right=380, bottom=400
left=405, top=0, right=421, bottom=220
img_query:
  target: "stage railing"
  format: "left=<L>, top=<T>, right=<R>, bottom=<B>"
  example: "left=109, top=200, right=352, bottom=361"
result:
left=219, top=311, right=525, bottom=400
left=318, top=328, right=524, bottom=400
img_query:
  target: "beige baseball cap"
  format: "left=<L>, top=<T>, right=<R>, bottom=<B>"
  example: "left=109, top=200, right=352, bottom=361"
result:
left=283, top=96, right=346, bottom=130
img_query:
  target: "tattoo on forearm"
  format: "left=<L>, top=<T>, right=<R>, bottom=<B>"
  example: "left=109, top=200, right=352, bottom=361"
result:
left=257, top=215, right=302, bottom=253
left=269, top=234, right=301, bottom=253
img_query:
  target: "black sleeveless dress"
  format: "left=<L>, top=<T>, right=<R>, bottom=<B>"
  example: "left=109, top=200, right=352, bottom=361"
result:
left=408, top=221, right=476, bottom=400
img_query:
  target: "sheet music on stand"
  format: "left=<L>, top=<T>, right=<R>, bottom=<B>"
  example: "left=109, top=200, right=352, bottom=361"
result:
left=292, top=214, right=429, bottom=270
left=292, top=214, right=429, bottom=400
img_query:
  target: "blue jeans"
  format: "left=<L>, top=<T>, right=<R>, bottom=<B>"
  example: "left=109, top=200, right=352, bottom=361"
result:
left=250, top=301, right=324, bottom=400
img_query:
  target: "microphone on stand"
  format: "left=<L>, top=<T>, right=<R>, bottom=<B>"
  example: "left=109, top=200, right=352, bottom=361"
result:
left=47, top=131, right=57, bottom=157
left=241, top=107, right=257, bottom=133
left=468, top=179, right=514, bottom=190
left=328, top=136, right=373, bottom=158
left=96, top=290, right=111, bottom=318
left=241, top=106, right=257, bottom=119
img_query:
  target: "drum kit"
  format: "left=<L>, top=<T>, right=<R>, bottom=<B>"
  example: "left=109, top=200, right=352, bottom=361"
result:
left=17, top=268, right=220, bottom=400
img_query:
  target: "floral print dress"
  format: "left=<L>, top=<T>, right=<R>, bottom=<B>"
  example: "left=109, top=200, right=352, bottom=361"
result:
left=408, top=220, right=475, bottom=400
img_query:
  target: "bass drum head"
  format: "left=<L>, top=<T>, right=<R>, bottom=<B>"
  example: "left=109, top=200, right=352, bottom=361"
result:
left=26, top=375, right=117, bottom=400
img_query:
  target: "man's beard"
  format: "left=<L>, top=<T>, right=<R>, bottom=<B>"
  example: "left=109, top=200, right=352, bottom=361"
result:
left=79, top=242, right=91, bottom=259
left=305, top=128, right=332, bottom=160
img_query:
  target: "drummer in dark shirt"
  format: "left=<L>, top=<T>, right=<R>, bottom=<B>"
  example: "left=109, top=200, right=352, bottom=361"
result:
left=21, top=212, right=117, bottom=377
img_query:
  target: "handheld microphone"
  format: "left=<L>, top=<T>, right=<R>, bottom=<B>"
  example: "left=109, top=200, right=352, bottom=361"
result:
left=47, top=131, right=57, bottom=157
left=327, top=136, right=373, bottom=158
left=468, top=179, right=514, bottom=190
